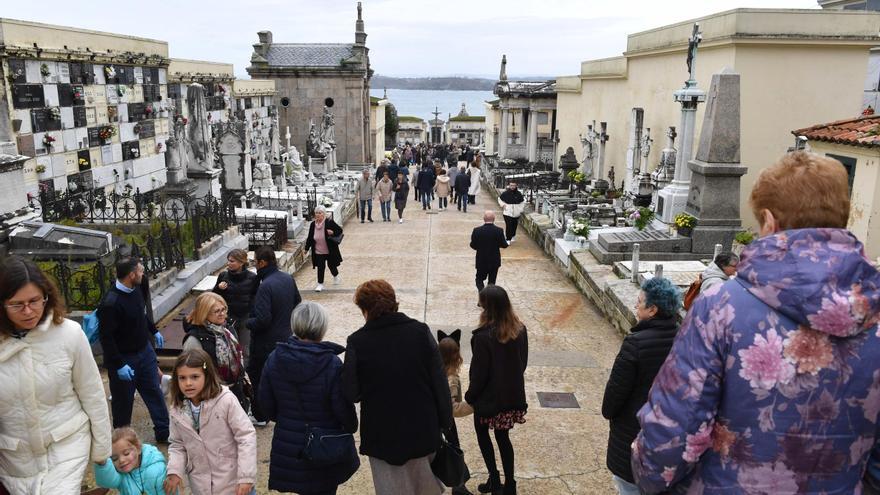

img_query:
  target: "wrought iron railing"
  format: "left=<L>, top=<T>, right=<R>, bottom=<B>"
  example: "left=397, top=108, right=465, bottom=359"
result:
left=237, top=215, right=288, bottom=250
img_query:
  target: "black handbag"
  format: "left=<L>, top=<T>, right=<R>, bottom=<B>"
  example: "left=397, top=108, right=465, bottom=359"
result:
left=328, top=233, right=344, bottom=245
left=301, top=424, right=356, bottom=467
left=431, top=434, right=470, bottom=487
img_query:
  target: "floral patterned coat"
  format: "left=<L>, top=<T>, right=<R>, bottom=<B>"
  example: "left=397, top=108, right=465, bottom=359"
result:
left=632, top=228, right=880, bottom=494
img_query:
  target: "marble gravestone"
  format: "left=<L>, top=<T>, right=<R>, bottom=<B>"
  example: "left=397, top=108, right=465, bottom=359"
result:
left=186, top=83, right=221, bottom=197
left=216, top=121, right=250, bottom=192
left=685, top=68, right=747, bottom=254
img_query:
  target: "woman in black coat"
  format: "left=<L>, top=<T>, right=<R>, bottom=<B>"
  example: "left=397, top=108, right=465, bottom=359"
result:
left=601, top=277, right=680, bottom=494
left=304, top=206, right=343, bottom=292
left=260, top=301, right=359, bottom=494
left=465, top=286, right=528, bottom=495
left=212, top=248, right=258, bottom=363
left=393, top=175, right=410, bottom=224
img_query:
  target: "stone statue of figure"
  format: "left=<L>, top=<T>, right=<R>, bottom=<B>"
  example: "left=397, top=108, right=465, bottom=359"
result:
left=320, top=106, right=336, bottom=148
left=285, top=145, right=306, bottom=184
left=686, top=23, right=702, bottom=82
left=580, top=124, right=597, bottom=179
left=186, top=83, right=215, bottom=171
left=307, top=121, right=327, bottom=158
left=252, top=162, right=274, bottom=189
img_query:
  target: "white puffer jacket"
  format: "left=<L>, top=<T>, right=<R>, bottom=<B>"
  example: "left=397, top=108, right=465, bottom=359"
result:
left=0, top=315, right=112, bottom=493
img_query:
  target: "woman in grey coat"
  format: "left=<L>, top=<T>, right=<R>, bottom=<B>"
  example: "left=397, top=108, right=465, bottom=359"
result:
left=699, top=252, right=739, bottom=293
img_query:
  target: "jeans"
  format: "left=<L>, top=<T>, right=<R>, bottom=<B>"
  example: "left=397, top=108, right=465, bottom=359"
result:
left=313, top=253, right=339, bottom=284
left=475, top=265, right=499, bottom=291
left=612, top=475, right=640, bottom=495
left=503, top=214, right=519, bottom=241
left=438, top=196, right=448, bottom=209
left=380, top=200, right=392, bottom=220
left=108, top=344, right=170, bottom=441
left=457, top=193, right=468, bottom=212
left=421, top=192, right=431, bottom=209
left=359, top=199, right=373, bottom=221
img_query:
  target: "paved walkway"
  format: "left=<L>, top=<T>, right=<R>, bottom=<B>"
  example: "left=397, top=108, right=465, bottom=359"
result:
left=102, top=188, right=622, bottom=494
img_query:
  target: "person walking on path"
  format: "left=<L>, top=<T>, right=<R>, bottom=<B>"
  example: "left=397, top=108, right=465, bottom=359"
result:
left=498, top=182, right=525, bottom=243
left=439, top=330, right=475, bottom=495
left=471, top=211, right=509, bottom=291
left=357, top=168, right=376, bottom=223
left=447, top=162, right=460, bottom=203
left=246, top=246, right=301, bottom=426
left=632, top=152, right=880, bottom=494
left=435, top=168, right=452, bottom=211
left=183, top=292, right=250, bottom=411
left=259, top=301, right=360, bottom=494
left=466, top=285, right=529, bottom=495
left=377, top=171, right=394, bottom=222
left=601, top=278, right=680, bottom=495
left=375, top=160, right=389, bottom=185
left=394, top=175, right=410, bottom=224
left=467, top=158, right=482, bottom=205
left=343, top=280, right=457, bottom=495
left=213, top=248, right=258, bottom=365
left=98, top=256, right=169, bottom=443
left=0, top=256, right=112, bottom=494
left=455, top=165, right=471, bottom=213
left=305, top=206, right=344, bottom=292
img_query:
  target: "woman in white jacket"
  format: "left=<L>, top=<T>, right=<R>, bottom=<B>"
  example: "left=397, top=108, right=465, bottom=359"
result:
left=467, top=156, right=483, bottom=204
left=0, top=256, right=111, bottom=494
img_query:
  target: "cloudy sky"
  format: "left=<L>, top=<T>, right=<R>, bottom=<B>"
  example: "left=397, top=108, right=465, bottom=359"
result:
left=11, top=0, right=820, bottom=78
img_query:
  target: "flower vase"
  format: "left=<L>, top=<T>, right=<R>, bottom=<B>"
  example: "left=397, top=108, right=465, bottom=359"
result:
left=564, top=231, right=575, bottom=242
left=678, top=226, right=694, bottom=237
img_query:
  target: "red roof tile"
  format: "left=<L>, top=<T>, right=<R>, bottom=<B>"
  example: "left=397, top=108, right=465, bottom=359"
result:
left=793, top=116, right=880, bottom=148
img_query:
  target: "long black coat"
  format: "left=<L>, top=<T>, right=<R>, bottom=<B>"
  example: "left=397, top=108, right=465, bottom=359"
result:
left=601, top=316, right=678, bottom=483
left=470, top=223, right=508, bottom=270
left=342, top=312, right=456, bottom=466
left=454, top=171, right=470, bottom=195
left=212, top=268, right=258, bottom=318
left=246, top=266, right=302, bottom=359
left=305, top=219, right=343, bottom=268
left=260, top=337, right=359, bottom=493
left=465, top=325, right=528, bottom=418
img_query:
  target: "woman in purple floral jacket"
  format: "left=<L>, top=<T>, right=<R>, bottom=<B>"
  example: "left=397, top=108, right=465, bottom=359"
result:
left=632, top=152, right=880, bottom=494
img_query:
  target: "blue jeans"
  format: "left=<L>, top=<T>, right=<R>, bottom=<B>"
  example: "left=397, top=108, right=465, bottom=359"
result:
left=380, top=200, right=392, bottom=220
left=108, top=344, right=170, bottom=441
left=612, top=475, right=640, bottom=495
left=457, top=193, right=468, bottom=212
left=359, top=199, right=373, bottom=221
left=421, top=192, right=431, bottom=209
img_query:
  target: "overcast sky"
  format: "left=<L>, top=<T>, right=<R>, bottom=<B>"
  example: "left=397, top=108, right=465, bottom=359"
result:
left=10, top=0, right=820, bottom=79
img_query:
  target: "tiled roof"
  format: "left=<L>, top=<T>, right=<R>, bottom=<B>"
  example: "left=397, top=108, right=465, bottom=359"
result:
left=266, top=43, right=355, bottom=68
left=449, top=115, right=486, bottom=122
left=794, top=116, right=880, bottom=148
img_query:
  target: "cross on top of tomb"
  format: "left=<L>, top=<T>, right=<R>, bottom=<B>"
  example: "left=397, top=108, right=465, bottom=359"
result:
left=686, top=23, right=703, bottom=86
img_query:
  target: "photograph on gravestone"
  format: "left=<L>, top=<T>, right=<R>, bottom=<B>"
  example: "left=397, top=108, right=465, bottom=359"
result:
left=121, top=140, right=140, bottom=160
left=58, top=84, right=74, bottom=107
left=77, top=149, right=91, bottom=171
left=87, top=127, right=102, bottom=148
left=139, top=120, right=155, bottom=138
left=107, top=105, right=118, bottom=123
left=12, top=85, right=45, bottom=109
left=73, top=106, right=88, bottom=127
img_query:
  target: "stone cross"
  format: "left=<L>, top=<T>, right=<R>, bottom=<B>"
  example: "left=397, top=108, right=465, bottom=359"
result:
left=596, top=122, right=609, bottom=181
left=686, top=23, right=703, bottom=85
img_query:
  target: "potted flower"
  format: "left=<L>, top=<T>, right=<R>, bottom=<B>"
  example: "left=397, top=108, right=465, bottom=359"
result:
left=145, top=104, right=154, bottom=117
left=673, top=212, right=697, bottom=237
left=40, top=63, right=51, bottom=78
left=49, top=107, right=61, bottom=121
left=627, top=206, right=654, bottom=231
left=117, top=85, right=126, bottom=97
left=732, top=230, right=756, bottom=256
left=35, top=164, right=47, bottom=174
left=568, top=218, right=590, bottom=247
left=133, top=123, right=142, bottom=136
left=78, top=157, right=90, bottom=170
left=98, top=125, right=116, bottom=144
left=42, top=134, right=56, bottom=150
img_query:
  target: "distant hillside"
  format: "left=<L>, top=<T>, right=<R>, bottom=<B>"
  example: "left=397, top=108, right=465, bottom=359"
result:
left=373, top=75, right=495, bottom=91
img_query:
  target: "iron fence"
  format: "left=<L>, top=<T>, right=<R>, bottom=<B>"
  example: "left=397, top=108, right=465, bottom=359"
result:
left=237, top=215, right=288, bottom=250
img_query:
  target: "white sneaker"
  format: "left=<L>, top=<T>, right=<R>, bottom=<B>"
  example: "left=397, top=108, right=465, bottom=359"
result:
left=333, top=275, right=341, bottom=285
left=399, top=218, right=404, bottom=224
left=315, top=283, right=324, bottom=292
left=512, top=236, right=517, bottom=242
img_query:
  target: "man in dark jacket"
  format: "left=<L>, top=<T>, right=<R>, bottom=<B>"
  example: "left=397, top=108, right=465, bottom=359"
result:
left=464, top=146, right=475, bottom=165
left=416, top=164, right=436, bottom=210
left=454, top=166, right=471, bottom=212
left=98, top=257, right=169, bottom=442
left=470, top=211, right=508, bottom=291
left=247, top=246, right=302, bottom=424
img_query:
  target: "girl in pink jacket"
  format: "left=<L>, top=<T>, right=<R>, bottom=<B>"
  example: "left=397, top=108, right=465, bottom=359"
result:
left=163, top=349, right=257, bottom=495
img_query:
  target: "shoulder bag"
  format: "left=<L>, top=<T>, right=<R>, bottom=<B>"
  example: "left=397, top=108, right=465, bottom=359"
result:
left=290, top=382, right=354, bottom=466
left=431, top=432, right=470, bottom=487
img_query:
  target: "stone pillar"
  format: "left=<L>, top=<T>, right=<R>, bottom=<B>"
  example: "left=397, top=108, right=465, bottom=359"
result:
left=625, top=108, right=644, bottom=195
left=499, top=107, right=509, bottom=158
left=658, top=83, right=706, bottom=223
left=527, top=110, right=539, bottom=163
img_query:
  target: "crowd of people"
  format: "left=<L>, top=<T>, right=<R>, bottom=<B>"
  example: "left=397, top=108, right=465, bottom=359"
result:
left=2, top=150, right=880, bottom=495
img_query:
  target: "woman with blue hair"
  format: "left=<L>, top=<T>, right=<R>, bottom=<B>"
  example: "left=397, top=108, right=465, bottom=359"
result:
left=601, top=277, right=681, bottom=495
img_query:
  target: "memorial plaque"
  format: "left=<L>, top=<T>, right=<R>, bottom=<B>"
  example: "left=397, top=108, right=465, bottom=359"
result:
left=95, top=104, right=108, bottom=125
left=60, top=107, right=75, bottom=130
left=101, top=145, right=114, bottom=165
left=118, top=66, right=134, bottom=85
left=120, top=122, right=137, bottom=142
left=24, top=60, right=42, bottom=83
left=93, top=65, right=106, bottom=85
left=158, top=68, right=167, bottom=84
left=57, top=62, right=70, bottom=84
left=134, top=67, right=144, bottom=84
left=536, top=392, right=580, bottom=409
left=73, top=106, right=88, bottom=128
left=122, top=140, right=141, bottom=160
left=13, top=109, right=32, bottom=134
left=17, top=134, right=36, bottom=158
left=77, top=149, right=92, bottom=171
left=87, top=127, right=102, bottom=148
left=8, top=59, right=26, bottom=84
left=88, top=149, right=102, bottom=169
left=31, top=108, right=61, bottom=133
left=75, top=128, right=89, bottom=149
left=62, top=129, right=79, bottom=151
left=106, top=85, right=120, bottom=105
left=128, top=103, right=146, bottom=122
left=43, top=84, right=60, bottom=107
left=117, top=104, right=128, bottom=123
left=71, top=85, right=85, bottom=106
left=12, top=85, right=45, bottom=109
left=143, top=84, right=160, bottom=103
left=58, top=84, right=74, bottom=107
left=85, top=107, right=97, bottom=126
left=139, top=120, right=155, bottom=139
left=111, top=143, right=123, bottom=163
left=131, top=85, right=144, bottom=103
left=167, top=84, right=181, bottom=100
left=68, top=62, right=84, bottom=84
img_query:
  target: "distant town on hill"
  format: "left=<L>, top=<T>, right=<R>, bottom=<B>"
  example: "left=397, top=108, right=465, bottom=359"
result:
left=372, top=75, right=554, bottom=91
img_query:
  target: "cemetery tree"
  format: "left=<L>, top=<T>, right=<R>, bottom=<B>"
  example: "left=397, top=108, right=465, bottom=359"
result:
left=385, top=103, right=399, bottom=149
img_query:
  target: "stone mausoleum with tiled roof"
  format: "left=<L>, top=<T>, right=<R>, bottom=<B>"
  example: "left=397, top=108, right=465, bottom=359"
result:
left=247, top=2, right=372, bottom=165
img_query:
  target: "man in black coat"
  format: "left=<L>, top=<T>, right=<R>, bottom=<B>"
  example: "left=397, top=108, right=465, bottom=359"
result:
left=416, top=164, right=436, bottom=210
left=470, top=211, right=508, bottom=291
left=454, top=166, right=470, bottom=212
left=247, top=246, right=302, bottom=424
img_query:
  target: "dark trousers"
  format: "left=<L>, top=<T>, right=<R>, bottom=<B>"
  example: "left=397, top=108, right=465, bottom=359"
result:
left=476, top=265, right=499, bottom=291
left=421, top=191, right=431, bottom=209
left=468, top=194, right=476, bottom=205
left=474, top=414, right=515, bottom=482
left=457, top=193, right=468, bottom=212
left=359, top=199, right=373, bottom=221
left=438, top=196, right=448, bottom=209
left=503, top=215, right=519, bottom=241
left=314, top=253, right=339, bottom=284
left=108, top=344, right=170, bottom=441
left=415, top=188, right=421, bottom=201
left=248, top=342, right=275, bottom=422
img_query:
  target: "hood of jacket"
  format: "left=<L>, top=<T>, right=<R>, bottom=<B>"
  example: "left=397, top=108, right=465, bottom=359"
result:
left=735, top=228, right=880, bottom=337
left=437, top=176, right=450, bottom=184
left=139, top=443, right=166, bottom=471
left=701, top=262, right=728, bottom=285
left=273, top=337, right=345, bottom=384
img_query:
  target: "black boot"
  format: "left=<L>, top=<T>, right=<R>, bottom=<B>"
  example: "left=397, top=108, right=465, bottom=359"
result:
left=502, top=480, right=517, bottom=495
left=453, top=485, right=475, bottom=495
left=478, top=472, right=502, bottom=494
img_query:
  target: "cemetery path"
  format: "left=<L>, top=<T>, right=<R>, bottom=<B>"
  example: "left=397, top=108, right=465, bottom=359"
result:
left=101, top=187, right=623, bottom=494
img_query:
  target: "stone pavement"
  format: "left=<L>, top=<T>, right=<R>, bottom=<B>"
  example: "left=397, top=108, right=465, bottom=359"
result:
left=90, top=188, right=622, bottom=494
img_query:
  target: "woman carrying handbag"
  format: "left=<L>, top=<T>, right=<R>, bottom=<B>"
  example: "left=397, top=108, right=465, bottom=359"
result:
left=305, top=206, right=344, bottom=292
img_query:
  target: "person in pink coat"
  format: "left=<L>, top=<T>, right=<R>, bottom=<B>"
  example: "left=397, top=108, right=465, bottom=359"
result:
left=164, top=349, right=257, bottom=495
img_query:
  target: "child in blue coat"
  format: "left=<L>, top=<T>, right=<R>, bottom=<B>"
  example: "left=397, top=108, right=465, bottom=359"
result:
left=94, top=427, right=167, bottom=495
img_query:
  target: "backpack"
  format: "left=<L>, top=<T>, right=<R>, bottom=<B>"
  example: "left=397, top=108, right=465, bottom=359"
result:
left=683, top=274, right=703, bottom=311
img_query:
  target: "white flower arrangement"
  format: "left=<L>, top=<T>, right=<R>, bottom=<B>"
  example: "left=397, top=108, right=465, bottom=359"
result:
left=568, top=219, right=590, bottom=238
left=501, top=158, right=516, bottom=166
left=319, top=195, right=334, bottom=208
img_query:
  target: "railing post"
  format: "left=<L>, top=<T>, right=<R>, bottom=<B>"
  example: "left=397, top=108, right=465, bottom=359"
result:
left=192, top=205, right=202, bottom=261
left=631, top=243, right=641, bottom=284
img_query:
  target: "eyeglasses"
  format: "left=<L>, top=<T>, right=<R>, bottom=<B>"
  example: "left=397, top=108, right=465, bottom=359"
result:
left=5, top=296, right=48, bottom=313
left=211, top=307, right=228, bottom=315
